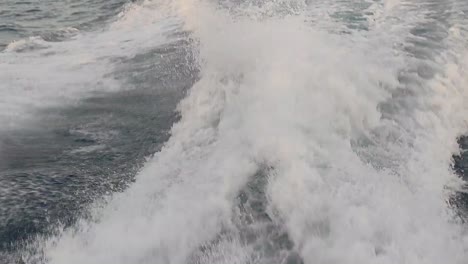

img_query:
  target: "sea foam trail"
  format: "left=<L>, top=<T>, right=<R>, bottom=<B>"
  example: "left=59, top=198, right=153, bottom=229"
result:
left=0, top=1, right=179, bottom=133
left=27, top=0, right=468, bottom=263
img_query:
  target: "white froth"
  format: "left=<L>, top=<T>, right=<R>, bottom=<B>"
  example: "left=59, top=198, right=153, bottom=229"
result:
left=0, top=1, right=177, bottom=132
left=20, top=0, right=468, bottom=263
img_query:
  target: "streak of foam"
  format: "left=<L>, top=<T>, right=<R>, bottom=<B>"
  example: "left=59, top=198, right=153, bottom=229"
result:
left=23, top=0, right=468, bottom=264
left=0, top=1, right=179, bottom=133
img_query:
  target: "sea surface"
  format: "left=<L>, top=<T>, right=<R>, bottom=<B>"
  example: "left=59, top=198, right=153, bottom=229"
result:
left=1, top=0, right=468, bottom=263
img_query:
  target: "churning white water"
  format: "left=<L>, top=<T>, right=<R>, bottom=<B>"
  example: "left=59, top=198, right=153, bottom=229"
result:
left=12, top=0, right=468, bottom=263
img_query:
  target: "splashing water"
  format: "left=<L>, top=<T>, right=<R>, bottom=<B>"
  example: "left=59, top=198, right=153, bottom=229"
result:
left=5, top=0, right=468, bottom=263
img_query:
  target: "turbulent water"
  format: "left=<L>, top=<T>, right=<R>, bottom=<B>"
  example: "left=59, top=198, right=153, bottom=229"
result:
left=1, top=0, right=468, bottom=263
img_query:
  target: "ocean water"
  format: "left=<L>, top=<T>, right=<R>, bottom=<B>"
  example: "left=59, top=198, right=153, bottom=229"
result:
left=1, top=0, right=468, bottom=263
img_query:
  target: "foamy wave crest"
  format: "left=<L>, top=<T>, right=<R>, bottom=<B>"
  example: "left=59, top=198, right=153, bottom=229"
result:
left=5, top=36, right=51, bottom=53
left=4, top=28, right=81, bottom=53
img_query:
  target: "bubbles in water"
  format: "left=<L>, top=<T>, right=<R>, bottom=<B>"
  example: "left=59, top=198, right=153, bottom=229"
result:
left=7, top=0, right=468, bottom=263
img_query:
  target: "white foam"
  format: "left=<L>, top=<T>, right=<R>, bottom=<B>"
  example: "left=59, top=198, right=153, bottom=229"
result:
left=27, top=0, right=468, bottom=263
left=0, top=1, right=179, bottom=133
